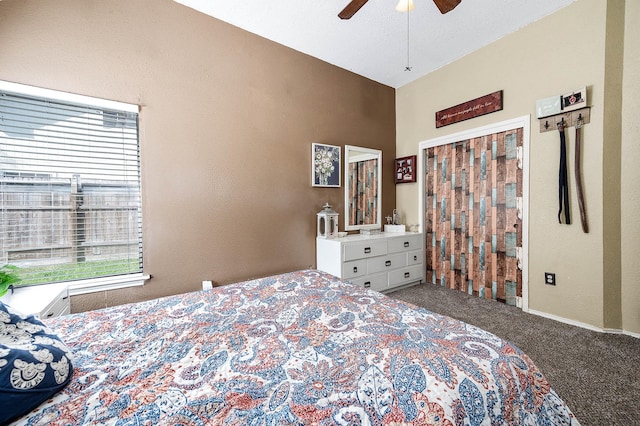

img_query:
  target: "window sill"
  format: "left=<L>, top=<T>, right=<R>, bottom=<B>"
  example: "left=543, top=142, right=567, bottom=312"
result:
left=68, top=273, right=150, bottom=296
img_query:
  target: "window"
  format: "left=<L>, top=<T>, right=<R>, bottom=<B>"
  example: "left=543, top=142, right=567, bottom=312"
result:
left=0, top=82, right=143, bottom=291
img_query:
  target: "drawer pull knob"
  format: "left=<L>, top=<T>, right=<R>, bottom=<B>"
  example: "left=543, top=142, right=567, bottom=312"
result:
left=404, top=241, right=410, bottom=247
left=385, top=260, right=392, bottom=267
left=353, top=266, right=358, bottom=273
left=404, top=272, right=410, bottom=278
left=364, top=247, right=371, bottom=254
left=47, top=312, right=54, bottom=318
left=413, top=255, right=418, bottom=261
left=364, top=281, right=371, bottom=288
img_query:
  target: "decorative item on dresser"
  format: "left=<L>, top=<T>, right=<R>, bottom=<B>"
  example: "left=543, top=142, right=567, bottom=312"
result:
left=0, top=281, right=70, bottom=318
left=316, top=203, right=340, bottom=238
left=317, top=231, right=424, bottom=292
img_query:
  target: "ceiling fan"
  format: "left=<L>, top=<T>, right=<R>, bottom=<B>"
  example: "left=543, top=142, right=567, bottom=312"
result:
left=338, top=0, right=461, bottom=19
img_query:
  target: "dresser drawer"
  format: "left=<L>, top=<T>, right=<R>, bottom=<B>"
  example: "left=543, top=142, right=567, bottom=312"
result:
left=343, top=259, right=368, bottom=279
left=351, top=272, right=388, bottom=292
left=367, top=253, right=406, bottom=274
left=407, top=249, right=423, bottom=266
left=389, top=264, right=424, bottom=286
left=1, top=282, right=70, bottom=319
left=388, top=234, right=423, bottom=253
left=343, top=240, right=387, bottom=261
left=40, top=288, right=70, bottom=319
left=317, top=233, right=424, bottom=293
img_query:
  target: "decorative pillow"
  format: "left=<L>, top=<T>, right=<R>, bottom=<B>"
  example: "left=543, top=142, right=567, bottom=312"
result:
left=0, top=301, right=74, bottom=424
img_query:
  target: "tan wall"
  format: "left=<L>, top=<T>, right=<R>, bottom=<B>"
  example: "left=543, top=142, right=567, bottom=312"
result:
left=621, top=0, right=640, bottom=335
left=0, top=0, right=396, bottom=311
left=397, top=0, right=638, bottom=332
left=601, top=0, right=624, bottom=330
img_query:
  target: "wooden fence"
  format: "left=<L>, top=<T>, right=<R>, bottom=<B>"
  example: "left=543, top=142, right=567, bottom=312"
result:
left=1, top=174, right=140, bottom=266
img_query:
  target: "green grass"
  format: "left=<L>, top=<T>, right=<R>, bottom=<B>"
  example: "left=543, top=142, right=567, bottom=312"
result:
left=15, top=259, right=140, bottom=286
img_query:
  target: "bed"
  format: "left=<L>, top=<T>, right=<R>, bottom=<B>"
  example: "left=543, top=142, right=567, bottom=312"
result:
left=8, top=269, right=579, bottom=425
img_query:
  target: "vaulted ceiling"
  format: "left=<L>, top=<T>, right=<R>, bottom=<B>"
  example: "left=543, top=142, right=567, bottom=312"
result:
left=174, top=0, right=575, bottom=88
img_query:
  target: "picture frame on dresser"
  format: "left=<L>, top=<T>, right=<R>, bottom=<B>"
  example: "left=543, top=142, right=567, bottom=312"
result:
left=312, top=143, right=341, bottom=187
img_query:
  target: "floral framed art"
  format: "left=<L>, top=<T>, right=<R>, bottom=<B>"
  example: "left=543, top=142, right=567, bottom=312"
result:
left=395, top=155, right=417, bottom=184
left=312, top=143, right=341, bottom=187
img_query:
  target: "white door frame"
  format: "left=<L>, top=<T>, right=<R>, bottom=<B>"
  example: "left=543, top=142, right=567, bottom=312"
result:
left=417, top=115, right=530, bottom=311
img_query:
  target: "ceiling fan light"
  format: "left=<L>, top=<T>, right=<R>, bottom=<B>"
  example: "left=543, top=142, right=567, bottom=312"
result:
left=395, top=0, right=415, bottom=12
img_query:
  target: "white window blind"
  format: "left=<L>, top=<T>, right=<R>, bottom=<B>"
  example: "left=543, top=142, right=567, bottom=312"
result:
left=0, top=84, right=143, bottom=288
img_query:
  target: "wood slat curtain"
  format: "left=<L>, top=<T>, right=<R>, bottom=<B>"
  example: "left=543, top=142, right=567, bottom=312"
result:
left=348, top=159, right=378, bottom=226
left=0, top=88, right=142, bottom=287
left=424, top=129, right=523, bottom=305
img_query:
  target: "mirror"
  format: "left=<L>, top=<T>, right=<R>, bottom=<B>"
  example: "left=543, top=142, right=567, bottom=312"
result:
left=344, top=145, right=382, bottom=231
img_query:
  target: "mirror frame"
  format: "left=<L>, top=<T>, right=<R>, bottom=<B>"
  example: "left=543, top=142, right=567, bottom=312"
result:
left=344, top=145, right=383, bottom=231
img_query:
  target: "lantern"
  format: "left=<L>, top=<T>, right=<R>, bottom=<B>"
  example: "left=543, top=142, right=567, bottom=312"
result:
left=317, top=203, right=339, bottom=238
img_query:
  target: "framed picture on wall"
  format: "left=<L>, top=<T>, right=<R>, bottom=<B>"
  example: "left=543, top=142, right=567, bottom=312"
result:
left=312, top=143, right=341, bottom=187
left=561, top=86, right=587, bottom=113
left=395, top=155, right=417, bottom=184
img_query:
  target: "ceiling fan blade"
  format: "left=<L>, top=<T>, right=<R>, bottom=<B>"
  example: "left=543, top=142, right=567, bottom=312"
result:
left=338, top=0, right=369, bottom=19
left=433, top=0, right=461, bottom=14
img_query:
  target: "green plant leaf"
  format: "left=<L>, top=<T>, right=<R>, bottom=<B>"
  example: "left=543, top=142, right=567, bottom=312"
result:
left=0, top=265, right=21, bottom=291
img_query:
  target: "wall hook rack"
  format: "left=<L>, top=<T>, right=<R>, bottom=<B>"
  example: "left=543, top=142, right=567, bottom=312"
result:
left=539, top=106, right=590, bottom=133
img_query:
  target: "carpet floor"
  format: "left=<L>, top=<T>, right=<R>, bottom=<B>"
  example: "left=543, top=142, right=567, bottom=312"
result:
left=387, top=283, right=640, bottom=426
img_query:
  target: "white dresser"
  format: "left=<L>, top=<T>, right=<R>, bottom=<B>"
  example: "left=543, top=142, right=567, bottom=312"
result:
left=0, top=282, right=70, bottom=319
left=316, top=232, right=424, bottom=292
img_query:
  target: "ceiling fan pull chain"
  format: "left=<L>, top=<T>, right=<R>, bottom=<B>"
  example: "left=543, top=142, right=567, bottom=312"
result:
left=405, top=0, right=412, bottom=71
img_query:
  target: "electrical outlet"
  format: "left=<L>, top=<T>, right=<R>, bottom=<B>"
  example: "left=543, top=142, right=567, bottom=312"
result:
left=544, top=272, right=556, bottom=286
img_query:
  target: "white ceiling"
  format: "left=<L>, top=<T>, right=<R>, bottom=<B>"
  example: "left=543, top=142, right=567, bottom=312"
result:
left=174, top=0, right=575, bottom=89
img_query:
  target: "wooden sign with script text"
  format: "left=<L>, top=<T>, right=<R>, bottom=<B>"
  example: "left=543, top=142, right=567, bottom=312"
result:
left=436, top=91, right=503, bottom=128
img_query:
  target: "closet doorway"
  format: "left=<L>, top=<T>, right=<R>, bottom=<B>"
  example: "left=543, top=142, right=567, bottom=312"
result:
left=418, top=116, right=530, bottom=310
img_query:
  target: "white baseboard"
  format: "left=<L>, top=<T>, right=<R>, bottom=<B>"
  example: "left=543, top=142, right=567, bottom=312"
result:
left=624, top=329, right=640, bottom=339
left=527, top=308, right=640, bottom=339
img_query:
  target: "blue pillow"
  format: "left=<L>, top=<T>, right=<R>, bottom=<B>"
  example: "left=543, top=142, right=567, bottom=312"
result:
left=0, top=301, right=74, bottom=424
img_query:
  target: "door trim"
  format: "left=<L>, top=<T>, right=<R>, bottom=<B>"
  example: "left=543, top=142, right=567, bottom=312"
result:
left=417, top=115, right=530, bottom=311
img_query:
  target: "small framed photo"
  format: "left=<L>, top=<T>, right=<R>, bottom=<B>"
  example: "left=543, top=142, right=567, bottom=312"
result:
left=395, top=155, right=417, bottom=184
left=312, top=143, right=341, bottom=187
left=561, top=87, right=587, bottom=112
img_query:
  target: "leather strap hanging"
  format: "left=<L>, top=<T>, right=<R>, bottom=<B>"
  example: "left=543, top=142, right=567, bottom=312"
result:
left=575, top=117, right=588, bottom=232
left=557, top=120, right=570, bottom=224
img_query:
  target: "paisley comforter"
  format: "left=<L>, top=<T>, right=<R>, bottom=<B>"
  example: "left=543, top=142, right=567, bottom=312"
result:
left=14, top=270, right=579, bottom=425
